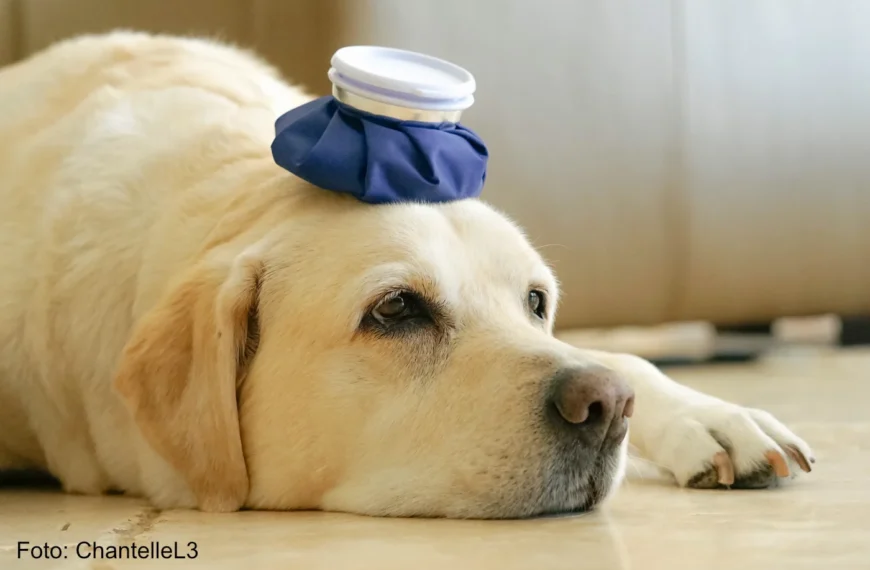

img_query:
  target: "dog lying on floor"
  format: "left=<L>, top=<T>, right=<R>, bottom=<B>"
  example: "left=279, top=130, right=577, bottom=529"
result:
left=0, top=32, right=813, bottom=518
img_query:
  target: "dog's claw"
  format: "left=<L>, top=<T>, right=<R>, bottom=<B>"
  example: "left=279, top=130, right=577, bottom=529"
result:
left=784, top=444, right=813, bottom=473
left=712, top=451, right=735, bottom=485
left=764, top=449, right=791, bottom=477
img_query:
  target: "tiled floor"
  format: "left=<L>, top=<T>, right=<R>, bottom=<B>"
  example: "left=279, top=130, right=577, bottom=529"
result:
left=2, top=347, right=868, bottom=569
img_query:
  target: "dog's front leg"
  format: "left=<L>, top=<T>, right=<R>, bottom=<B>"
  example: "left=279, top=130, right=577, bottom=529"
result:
left=586, top=350, right=814, bottom=489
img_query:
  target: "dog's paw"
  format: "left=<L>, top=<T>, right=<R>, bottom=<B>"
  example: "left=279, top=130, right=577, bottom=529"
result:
left=653, top=403, right=815, bottom=490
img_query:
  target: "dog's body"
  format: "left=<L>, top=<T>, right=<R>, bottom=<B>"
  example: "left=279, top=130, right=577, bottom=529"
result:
left=0, top=32, right=813, bottom=518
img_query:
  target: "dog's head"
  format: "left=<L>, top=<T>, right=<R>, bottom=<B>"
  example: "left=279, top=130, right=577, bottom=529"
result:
left=115, top=193, right=633, bottom=518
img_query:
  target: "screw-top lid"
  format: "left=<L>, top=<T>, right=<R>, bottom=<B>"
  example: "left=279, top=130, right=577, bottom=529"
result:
left=328, top=46, right=476, bottom=112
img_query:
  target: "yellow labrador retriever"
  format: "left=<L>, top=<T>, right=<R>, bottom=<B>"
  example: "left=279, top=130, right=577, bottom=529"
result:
left=0, top=32, right=813, bottom=517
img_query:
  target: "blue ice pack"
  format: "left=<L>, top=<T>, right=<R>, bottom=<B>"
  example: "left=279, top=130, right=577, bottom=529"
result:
left=271, top=46, right=487, bottom=205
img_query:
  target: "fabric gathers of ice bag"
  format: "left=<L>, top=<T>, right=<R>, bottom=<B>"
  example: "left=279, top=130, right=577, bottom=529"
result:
left=271, top=46, right=488, bottom=204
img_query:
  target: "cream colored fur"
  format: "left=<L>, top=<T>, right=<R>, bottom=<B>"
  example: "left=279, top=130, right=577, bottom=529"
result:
left=0, top=32, right=814, bottom=517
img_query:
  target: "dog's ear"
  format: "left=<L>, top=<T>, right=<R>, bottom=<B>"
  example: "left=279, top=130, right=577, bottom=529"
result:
left=114, top=248, right=263, bottom=512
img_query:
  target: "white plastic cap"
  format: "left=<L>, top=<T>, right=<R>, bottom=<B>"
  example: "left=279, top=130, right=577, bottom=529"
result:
left=328, top=46, right=476, bottom=111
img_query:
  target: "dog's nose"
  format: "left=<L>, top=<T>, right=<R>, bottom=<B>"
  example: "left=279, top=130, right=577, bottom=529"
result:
left=548, top=365, right=634, bottom=441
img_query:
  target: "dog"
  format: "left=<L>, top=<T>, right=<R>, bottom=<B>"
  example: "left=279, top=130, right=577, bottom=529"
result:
left=0, top=32, right=813, bottom=518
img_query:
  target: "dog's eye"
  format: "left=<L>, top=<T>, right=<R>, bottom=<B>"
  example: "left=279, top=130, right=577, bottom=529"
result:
left=528, top=290, right=547, bottom=319
left=376, top=295, right=408, bottom=319
left=372, top=292, right=427, bottom=325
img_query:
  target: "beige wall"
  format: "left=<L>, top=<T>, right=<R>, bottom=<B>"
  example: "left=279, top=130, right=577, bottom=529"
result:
left=0, top=0, right=344, bottom=94
left=342, top=0, right=870, bottom=328
left=0, top=0, right=19, bottom=65
left=2, top=0, right=869, bottom=329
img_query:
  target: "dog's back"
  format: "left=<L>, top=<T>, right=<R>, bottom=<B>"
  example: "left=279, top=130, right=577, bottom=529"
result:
left=0, top=32, right=307, bottom=491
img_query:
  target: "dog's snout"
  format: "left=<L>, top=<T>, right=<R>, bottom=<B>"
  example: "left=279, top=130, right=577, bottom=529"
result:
left=548, top=365, right=634, bottom=440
